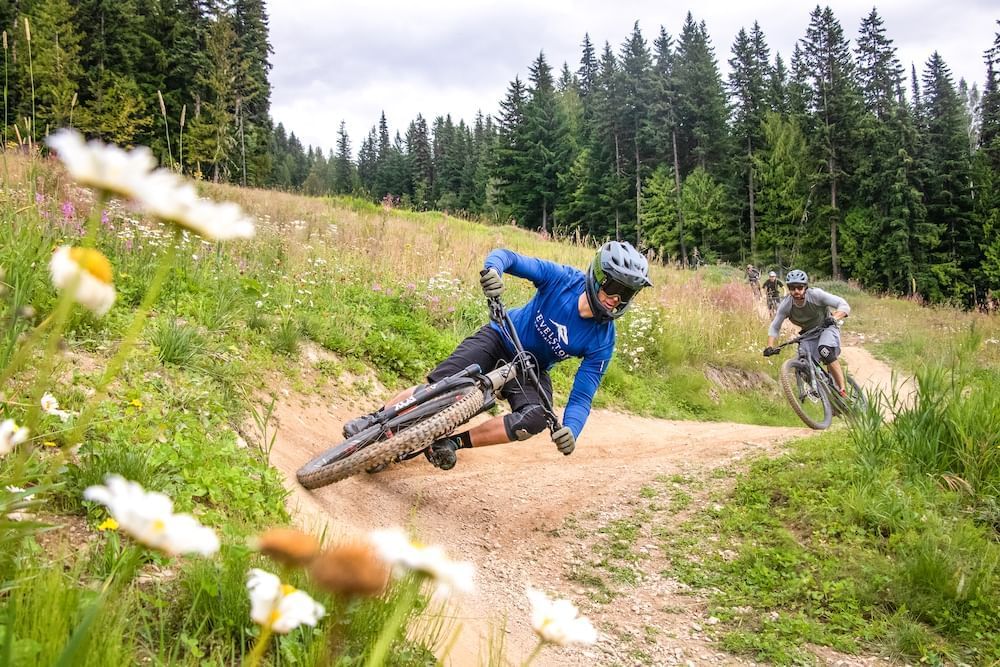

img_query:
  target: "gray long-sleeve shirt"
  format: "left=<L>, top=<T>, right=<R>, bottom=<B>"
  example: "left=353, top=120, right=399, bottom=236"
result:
left=768, top=287, right=850, bottom=337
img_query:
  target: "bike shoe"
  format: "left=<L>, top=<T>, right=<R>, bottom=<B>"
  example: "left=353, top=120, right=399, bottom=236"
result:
left=342, top=412, right=379, bottom=439
left=424, top=437, right=459, bottom=470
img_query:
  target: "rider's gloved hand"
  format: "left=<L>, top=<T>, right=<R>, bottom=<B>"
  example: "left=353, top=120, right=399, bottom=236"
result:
left=551, top=426, right=575, bottom=456
left=823, top=315, right=838, bottom=328
left=762, top=346, right=779, bottom=357
left=480, top=268, right=504, bottom=298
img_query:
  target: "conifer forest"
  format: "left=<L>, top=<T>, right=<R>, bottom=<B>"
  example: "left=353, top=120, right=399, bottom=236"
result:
left=3, top=2, right=1000, bottom=307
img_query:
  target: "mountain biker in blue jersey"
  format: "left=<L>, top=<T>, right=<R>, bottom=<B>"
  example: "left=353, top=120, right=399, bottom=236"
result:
left=342, top=242, right=653, bottom=470
left=762, top=269, right=851, bottom=395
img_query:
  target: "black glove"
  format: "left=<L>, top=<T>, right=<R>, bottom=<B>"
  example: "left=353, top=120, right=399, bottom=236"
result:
left=479, top=268, right=504, bottom=299
left=823, top=315, right=838, bottom=328
left=551, top=426, right=575, bottom=456
left=763, top=346, right=779, bottom=357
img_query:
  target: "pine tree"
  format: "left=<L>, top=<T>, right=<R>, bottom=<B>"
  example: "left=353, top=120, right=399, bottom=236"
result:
left=799, top=5, right=862, bottom=278
left=728, top=22, right=771, bottom=259
left=12, top=0, right=84, bottom=138
left=673, top=13, right=729, bottom=175
left=406, top=114, right=433, bottom=208
left=494, top=76, right=530, bottom=224
left=185, top=10, right=238, bottom=181
left=918, top=52, right=977, bottom=302
left=617, top=22, right=656, bottom=244
left=331, top=120, right=355, bottom=194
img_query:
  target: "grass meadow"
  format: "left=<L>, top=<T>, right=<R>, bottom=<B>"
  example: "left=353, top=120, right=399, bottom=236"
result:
left=1, top=138, right=999, bottom=666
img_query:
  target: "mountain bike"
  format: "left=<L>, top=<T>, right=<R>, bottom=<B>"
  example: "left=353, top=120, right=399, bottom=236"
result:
left=296, top=295, right=564, bottom=489
left=765, top=324, right=867, bottom=430
left=766, top=292, right=781, bottom=316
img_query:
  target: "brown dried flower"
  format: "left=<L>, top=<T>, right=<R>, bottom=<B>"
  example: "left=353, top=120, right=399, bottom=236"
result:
left=255, top=528, right=321, bottom=567
left=309, top=542, right=389, bottom=598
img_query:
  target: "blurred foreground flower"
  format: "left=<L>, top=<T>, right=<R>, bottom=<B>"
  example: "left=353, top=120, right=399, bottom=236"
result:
left=369, top=527, right=475, bottom=597
left=135, top=170, right=255, bottom=240
left=254, top=527, right=320, bottom=567
left=526, top=587, right=597, bottom=646
left=41, top=392, right=73, bottom=422
left=46, top=129, right=156, bottom=200
left=83, top=475, right=219, bottom=556
left=246, top=569, right=325, bottom=634
left=309, top=541, right=389, bottom=597
left=50, top=246, right=116, bottom=317
left=47, top=129, right=254, bottom=240
left=0, top=420, right=29, bottom=455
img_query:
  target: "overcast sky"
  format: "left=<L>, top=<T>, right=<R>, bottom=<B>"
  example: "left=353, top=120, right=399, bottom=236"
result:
left=267, top=1, right=998, bottom=155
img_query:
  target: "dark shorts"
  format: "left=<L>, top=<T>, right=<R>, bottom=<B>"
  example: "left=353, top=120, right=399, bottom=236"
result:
left=427, top=325, right=553, bottom=415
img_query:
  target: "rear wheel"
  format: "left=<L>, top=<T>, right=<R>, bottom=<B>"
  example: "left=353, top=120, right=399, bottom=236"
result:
left=296, top=389, right=486, bottom=489
left=780, top=358, right=832, bottom=430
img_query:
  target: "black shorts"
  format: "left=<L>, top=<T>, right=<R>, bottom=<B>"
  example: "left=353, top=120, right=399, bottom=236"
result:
left=427, top=325, right=553, bottom=414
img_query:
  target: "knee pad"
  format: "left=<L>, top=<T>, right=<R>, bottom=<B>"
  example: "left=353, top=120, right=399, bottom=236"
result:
left=818, top=345, right=839, bottom=362
left=503, top=405, right=547, bottom=441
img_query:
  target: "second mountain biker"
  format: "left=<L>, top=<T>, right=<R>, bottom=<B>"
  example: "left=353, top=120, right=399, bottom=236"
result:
left=762, top=269, right=851, bottom=395
left=341, top=242, right=653, bottom=471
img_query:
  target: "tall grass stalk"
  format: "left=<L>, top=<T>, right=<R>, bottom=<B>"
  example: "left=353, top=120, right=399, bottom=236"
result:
left=24, top=18, right=34, bottom=143
left=3, top=30, right=8, bottom=147
left=157, top=90, right=173, bottom=169
left=179, top=103, right=186, bottom=173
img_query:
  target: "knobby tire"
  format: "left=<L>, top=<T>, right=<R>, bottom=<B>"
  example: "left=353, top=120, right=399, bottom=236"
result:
left=296, top=388, right=486, bottom=489
left=779, top=358, right=832, bottom=430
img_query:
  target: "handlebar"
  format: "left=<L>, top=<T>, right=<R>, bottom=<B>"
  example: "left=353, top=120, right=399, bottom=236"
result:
left=767, top=319, right=843, bottom=355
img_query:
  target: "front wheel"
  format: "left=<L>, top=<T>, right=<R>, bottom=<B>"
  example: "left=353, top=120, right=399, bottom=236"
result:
left=296, top=388, right=486, bottom=489
left=779, top=358, right=832, bottom=430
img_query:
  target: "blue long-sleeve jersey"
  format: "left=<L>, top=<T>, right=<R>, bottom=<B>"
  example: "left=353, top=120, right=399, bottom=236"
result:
left=484, top=249, right=615, bottom=439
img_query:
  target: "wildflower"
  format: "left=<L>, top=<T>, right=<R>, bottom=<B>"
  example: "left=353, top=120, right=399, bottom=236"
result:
left=83, top=475, right=220, bottom=556
left=46, top=129, right=157, bottom=200
left=369, top=527, right=475, bottom=597
left=309, top=541, right=389, bottom=597
left=97, top=517, right=119, bottom=531
left=0, top=419, right=29, bottom=455
left=5, top=485, right=34, bottom=501
left=42, top=440, right=57, bottom=448
left=254, top=528, right=321, bottom=567
left=129, top=398, right=142, bottom=409
left=41, top=392, right=73, bottom=422
left=49, top=245, right=116, bottom=317
left=246, top=569, right=325, bottom=634
left=526, top=587, right=597, bottom=646
left=134, top=171, right=255, bottom=240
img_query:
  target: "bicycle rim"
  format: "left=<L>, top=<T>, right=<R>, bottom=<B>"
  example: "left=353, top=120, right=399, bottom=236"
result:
left=296, top=388, right=486, bottom=489
left=779, top=358, right=832, bottom=429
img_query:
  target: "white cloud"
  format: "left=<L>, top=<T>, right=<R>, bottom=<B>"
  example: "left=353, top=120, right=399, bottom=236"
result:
left=267, top=0, right=998, bottom=154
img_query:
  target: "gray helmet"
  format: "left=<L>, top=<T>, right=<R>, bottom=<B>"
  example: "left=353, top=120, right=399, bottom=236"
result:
left=768, top=271, right=777, bottom=278
left=785, top=269, right=809, bottom=286
left=586, top=241, right=653, bottom=322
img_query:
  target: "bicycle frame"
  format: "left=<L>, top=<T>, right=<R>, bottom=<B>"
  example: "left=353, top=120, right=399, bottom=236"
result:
left=337, top=296, right=562, bottom=458
left=774, top=324, right=853, bottom=413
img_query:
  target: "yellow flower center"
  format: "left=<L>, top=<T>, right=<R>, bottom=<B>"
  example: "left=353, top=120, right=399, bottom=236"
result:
left=68, top=247, right=113, bottom=284
left=98, top=518, right=119, bottom=531
left=268, top=609, right=282, bottom=625
left=152, top=518, right=166, bottom=533
left=280, top=584, right=297, bottom=596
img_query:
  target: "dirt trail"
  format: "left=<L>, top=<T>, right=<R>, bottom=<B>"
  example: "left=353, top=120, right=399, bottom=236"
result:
left=264, top=343, right=901, bottom=666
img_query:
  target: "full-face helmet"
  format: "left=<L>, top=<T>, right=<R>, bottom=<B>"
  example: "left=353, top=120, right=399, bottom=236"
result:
left=585, top=241, right=653, bottom=322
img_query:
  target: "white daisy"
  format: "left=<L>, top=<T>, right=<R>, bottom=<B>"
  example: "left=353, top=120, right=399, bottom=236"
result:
left=526, top=587, right=598, bottom=646
left=0, top=419, right=29, bottom=455
left=41, top=392, right=73, bottom=422
left=369, top=527, right=475, bottom=597
left=246, top=568, right=325, bottom=634
left=46, top=129, right=157, bottom=200
left=49, top=246, right=116, bottom=317
left=133, top=170, right=255, bottom=240
left=83, top=475, right=219, bottom=556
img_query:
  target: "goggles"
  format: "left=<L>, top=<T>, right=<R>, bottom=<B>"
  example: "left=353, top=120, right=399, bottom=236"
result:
left=599, top=276, right=639, bottom=303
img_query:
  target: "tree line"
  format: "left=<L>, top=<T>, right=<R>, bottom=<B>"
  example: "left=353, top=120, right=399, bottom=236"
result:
left=3, top=2, right=999, bottom=307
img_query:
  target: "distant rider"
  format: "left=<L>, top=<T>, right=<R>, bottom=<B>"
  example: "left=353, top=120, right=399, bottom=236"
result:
left=341, top=242, right=653, bottom=470
left=762, top=269, right=851, bottom=395
left=746, top=264, right=761, bottom=295
left=763, top=271, right=783, bottom=314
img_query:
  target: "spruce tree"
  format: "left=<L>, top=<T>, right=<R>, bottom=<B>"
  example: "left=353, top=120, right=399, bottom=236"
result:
left=331, top=120, right=355, bottom=194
